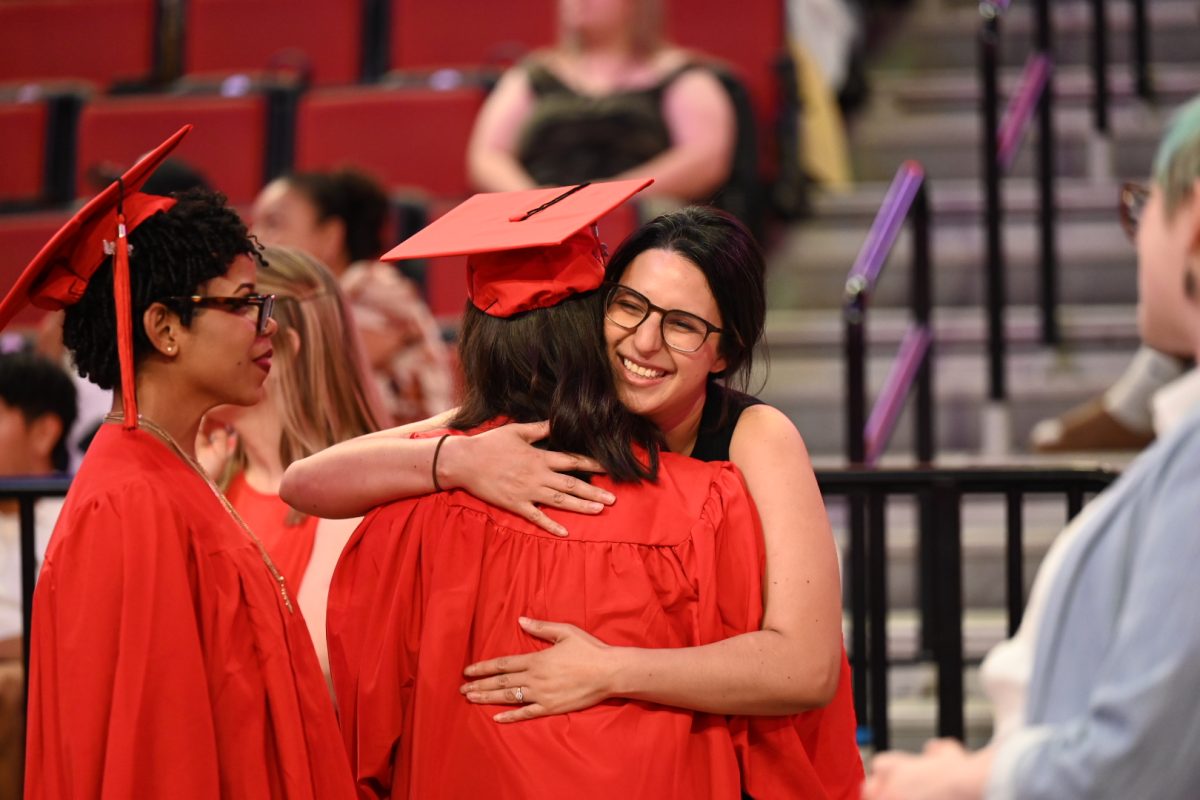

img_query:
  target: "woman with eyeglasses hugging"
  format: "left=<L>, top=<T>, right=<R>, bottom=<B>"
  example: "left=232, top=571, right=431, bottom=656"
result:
left=863, top=95, right=1200, bottom=800
left=0, top=129, right=354, bottom=798
left=282, top=205, right=862, bottom=797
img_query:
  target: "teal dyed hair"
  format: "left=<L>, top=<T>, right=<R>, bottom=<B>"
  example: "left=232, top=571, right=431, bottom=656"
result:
left=1153, top=94, right=1200, bottom=216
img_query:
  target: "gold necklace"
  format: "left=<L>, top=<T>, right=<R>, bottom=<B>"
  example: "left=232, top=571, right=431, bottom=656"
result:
left=104, top=413, right=295, bottom=613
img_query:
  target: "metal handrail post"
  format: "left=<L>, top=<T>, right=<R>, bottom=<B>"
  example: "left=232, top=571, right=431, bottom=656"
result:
left=1090, top=0, right=1110, bottom=135
left=867, top=494, right=889, bottom=750
left=1034, top=0, right=1060, bottom=345
left=980, top=10, right=1006, bottom=404
left=1131, top=0, right=1153, bottom=101
left=844, top=293, right=869, bottom=729
left=933, top=481, right=965, bottom=739
left=911, top=185, right=934, bottom=464
left=910, top=184, right=937, bottom=655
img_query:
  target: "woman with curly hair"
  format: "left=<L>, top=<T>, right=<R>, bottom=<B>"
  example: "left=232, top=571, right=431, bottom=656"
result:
left=0, top=128, right=353, bottom=798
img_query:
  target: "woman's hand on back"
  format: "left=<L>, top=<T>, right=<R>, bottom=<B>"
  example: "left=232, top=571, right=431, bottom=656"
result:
left=459, top=617, right=618, bottom=722
left=440, top=420, right=613, bottom=537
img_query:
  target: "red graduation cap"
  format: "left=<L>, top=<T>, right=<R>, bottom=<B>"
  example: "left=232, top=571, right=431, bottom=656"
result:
left=0, top=125, right=192, bottom=429
left=383, top=178, right=652, bottom=317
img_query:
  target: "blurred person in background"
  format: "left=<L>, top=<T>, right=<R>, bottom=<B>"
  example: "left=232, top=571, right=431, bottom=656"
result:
left=0, top=350, right=76, bottom=799
left=467, top=0, right=737, bottom=207
left=251, top=168, right=454, bottom=424
left=200, top=245, right=383, bottom=681
left=864, top=94, right=1200, bottom=800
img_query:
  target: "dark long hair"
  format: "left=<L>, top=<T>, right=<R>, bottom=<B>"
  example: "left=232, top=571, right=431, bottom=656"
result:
left=604, top=206, right=766, bottom=393
left=452, top=291, right=661, bottom=482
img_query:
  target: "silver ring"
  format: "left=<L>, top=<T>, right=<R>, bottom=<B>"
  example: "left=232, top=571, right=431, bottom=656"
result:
left=514, top=686, right=525, bottom=703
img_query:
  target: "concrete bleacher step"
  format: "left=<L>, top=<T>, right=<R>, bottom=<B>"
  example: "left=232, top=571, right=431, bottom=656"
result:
left=761, top=303, right=1138, bottom=359
left=850, top=104, right=1167, bottom=183
left=758, top=342, right=1140, bottom=455
left=810, top=177, right=1131, bottom=227
left=764, top=212, right=1137, bottom=312
left=871, top=63, right=1200, bottom=116
left=885, top=0, right=1198, bottom=73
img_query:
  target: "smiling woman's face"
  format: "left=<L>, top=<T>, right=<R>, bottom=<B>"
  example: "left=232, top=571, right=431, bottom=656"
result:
left=604, top=247, right=726, bottom=440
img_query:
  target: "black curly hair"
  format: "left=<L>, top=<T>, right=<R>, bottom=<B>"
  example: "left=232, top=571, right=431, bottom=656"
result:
left=62, top=189, right=264, bottom=390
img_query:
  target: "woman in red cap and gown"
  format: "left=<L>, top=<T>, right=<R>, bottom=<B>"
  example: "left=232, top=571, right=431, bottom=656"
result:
left=285, top=199, right=860, bottom=795
left=323, top=180, right=852, bottom=798
left=0, top=127, right=354, bottom=798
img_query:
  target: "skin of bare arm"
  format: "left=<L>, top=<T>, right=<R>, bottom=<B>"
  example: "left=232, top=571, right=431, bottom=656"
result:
left=466, top=67, right=540, bottom=193
left=461, top=404, right=845, bottom=718
left=278, top=415, right=613, bottom=535
left=612, top=67, right=736, bottom=201
left=468, top=56, right=735, bottom=201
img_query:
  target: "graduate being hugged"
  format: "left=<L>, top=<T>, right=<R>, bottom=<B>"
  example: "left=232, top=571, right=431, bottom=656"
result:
left=0, top=127, right=354, bottom=799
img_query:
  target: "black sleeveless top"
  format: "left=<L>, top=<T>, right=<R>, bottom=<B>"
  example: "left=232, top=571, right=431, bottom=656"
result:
left=689, top=380, right=764, bottom=463
left=517, top=60, right=701, bottom=187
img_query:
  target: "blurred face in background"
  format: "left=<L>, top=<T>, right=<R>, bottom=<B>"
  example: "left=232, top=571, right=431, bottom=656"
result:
left=559, top=0, right=637, bottom=40
left=250, top=179, right=345, bottom=272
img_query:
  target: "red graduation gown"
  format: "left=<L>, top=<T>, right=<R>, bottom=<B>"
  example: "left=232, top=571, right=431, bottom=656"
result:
left=328, top=435, right=861, bottom=799
left=225, top=472, right=318, bottom=591
left=25, top=424, right=355, bottom=799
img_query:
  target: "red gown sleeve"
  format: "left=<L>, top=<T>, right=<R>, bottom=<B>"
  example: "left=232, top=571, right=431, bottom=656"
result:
left=707, top=465, right=864, bottom=800
left=25, top=484, right=221, bottom=799
left=326, top=500, right=427, bottom=800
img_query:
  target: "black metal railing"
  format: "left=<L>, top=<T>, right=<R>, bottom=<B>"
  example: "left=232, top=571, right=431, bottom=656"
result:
left=979, top=0, right=1157, bottom=396
left=817, top=465, right=1119, bottom=750
left=1, top=477, right=71, bottom=715
left=843, top=160, right=934, bottom=468
left=4, top=462, right=1122, bottom=755
left=843, top=160, right=935, bottom=745
left=979, top=0, right=1057, bottom=435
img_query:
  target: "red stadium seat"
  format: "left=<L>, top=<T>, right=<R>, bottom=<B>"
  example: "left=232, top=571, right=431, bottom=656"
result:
left=0, top=211, right=71, bottom=328
left=389, top=0, right=554, bottom=70
left=185, top=0, right=361, bottom=86
left=0, top=0, right=156, bottom=87
left=296, top=85, right=487, bottom=198
left=665, top=0, right=787, bottom=133
left=77, top=95, right=269, bottom=205
left=0, top=101, right=46, bottom=204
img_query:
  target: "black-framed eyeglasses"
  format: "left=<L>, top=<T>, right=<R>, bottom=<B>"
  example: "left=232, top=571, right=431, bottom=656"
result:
left=161, top=294, right=276, bottom=336
left=603, top=283, right=723, bottom=353
left=1119, top=182, right=1149, bottom=241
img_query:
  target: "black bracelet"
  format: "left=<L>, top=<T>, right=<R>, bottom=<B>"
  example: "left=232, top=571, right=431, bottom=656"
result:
left=431, top=434, right=451, bottom=492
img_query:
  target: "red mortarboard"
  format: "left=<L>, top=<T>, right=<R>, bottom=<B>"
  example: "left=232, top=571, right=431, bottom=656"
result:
left=0, top=124, right=192, bottom=428
left=382, top=178, right=652, bottom=317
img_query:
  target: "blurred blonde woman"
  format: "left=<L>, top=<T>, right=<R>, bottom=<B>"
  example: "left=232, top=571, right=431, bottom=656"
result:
left=202, top=245, right=383, bottom=677
left=467, top=0, right=736, bottom=203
